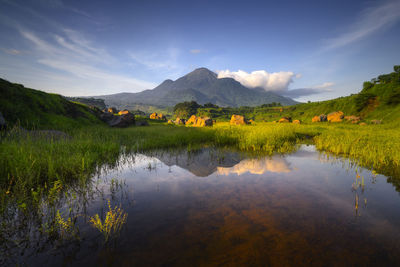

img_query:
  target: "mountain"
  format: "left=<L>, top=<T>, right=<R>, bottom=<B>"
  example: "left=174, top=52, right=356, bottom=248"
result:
left=96, top=68, right=297, bottom=109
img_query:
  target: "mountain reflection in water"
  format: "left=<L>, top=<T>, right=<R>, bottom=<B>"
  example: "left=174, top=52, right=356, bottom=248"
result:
left=5, top=145, right=400, bottom=266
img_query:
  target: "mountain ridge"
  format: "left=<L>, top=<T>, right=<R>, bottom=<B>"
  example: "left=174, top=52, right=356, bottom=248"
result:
left=95, top=68, right=298, bottom=109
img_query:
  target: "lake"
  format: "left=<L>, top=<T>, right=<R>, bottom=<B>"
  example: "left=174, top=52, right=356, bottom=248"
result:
left=3, top=145, right=400, bottom=266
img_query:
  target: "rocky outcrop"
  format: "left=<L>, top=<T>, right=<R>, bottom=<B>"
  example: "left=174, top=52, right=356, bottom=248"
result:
left=232, top=115, right=247, bottom=125
left=100, top=111, right=135, bottom=127
left=108, top=107, right=118, bottom=114
left=0, top=111, right=6, bottom=130
left=278, top=117, right=292, bottom=123
left=186, top=115, right=213, bottom=127
left=312, top=114, right=327, bottom=122
left=118, top=109, right=130, bottom=115
left=292, top=119, right=301, bottom=124
left=327, top=111, right=344, bottom=122
left=230, top=115, right=248, bottom=125
left=344, top=115, right=361, bottom=124
left=150, top=112, right=166, bottom=121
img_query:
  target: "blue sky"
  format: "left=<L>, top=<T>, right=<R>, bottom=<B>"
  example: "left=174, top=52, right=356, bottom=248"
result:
left=0, top=0, right=399, bottom=102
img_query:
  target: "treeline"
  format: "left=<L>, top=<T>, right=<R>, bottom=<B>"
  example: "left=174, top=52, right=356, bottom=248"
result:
left=173, top=101, right=282, bottom=120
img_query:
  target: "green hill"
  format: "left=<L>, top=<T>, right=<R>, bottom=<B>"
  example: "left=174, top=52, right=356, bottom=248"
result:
left=0, top=79, right=103, bottom=130
left=194, top=66, right=400, bottom=124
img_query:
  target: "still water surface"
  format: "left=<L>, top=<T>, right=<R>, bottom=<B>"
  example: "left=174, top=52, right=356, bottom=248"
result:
left=15, top=145, right=400, bottom=265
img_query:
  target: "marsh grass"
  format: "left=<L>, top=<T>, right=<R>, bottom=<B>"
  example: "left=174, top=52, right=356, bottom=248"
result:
left=1, top=122, right=400, bottom=207
left=89, top=200, right=128, bottom=243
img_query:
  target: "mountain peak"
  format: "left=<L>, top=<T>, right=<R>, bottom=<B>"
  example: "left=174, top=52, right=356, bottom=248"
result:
left=185, top=67, right=217, bottom=79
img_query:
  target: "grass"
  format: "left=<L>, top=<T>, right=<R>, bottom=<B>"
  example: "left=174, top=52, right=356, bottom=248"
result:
left=2, top=121, right=399, bottom=209
left=89, top=200, right=128, bottom=243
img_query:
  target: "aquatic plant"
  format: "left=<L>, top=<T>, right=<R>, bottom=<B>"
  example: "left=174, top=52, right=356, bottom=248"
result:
left=89, top=200, right=128, bottom=242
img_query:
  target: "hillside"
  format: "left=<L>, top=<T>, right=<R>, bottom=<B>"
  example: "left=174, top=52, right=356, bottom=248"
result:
left=96, top=68, right=297, bottom=109
left=0, top=79, right=103, bottom=130
left=194, top=66, right=400, bottom=124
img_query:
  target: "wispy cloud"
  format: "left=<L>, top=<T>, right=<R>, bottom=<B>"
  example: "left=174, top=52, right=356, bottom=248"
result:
left=323, top=0, right=400, bottom=50
left=17, top=28, right=155, bottom=94
left=282, top=82, right=334, bottom=98
left=129, top=47, right=181, bottom=70
left=1, top=48, right=22, bottom=55
left=190, top=49, right=201, bottom=54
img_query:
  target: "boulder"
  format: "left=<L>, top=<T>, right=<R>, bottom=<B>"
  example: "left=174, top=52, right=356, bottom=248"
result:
left=186, top=115, right=197, bottom=125
left=248, top=119, right=254, bottom=124
left=278, top=117, right=292, bottom=123
left=150, top=112, right=166, bottom=120
left=344, top=115, right=360, bottom=124
left=135, top=120, right=149, bottom=126
left=359, top=122, right=367, bottom=126
left=292, top=119, right=301, bottom=124
left=0, top=111, right=6, bottom=130
left=109, top=113, right=135, bottom=127
left=327, top=111, right=344, bottom=122
left=370, top=119, right=382, bottom=124
left=174, top=118, right=186, bottom=125
left=230, top=114, right=247, bottom=125
left=150, top=112, right=158, bottom=119
left=186, top=115, right=213, bottom=127
left=107, top=107, right=118, bottom=114
left=118, top=109, right=130, bottom=115
left=101, top=112, right=135, bottom=127
left=312, top=114, right=327, bottom=122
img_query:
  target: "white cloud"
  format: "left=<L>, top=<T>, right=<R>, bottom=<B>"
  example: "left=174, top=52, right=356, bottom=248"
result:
left=190, top=49, right=201, bottom=54
left=323, top=0, right=400, bottom=50
left=217, top=69, right=296, bottom=92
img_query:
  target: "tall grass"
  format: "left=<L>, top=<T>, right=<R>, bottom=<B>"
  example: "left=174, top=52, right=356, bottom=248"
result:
left=1, top=121, right=399, bottom=210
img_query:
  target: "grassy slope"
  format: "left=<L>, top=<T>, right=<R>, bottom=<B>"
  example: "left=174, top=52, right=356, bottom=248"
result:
left=196, top=67, right=400, bottom=124
left=0, top=79, right=104, bottom=130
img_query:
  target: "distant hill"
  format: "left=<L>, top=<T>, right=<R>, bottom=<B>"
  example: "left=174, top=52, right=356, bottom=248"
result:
left=0, top=79, right=103, bottom=130
left=95, top=68, right=297, bottom=109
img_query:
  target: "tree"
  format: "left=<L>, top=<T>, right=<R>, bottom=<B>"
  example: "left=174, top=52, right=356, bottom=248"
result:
left=394, top=65, right=400, bottom=73
left=173, top=101, right=200, bottom=119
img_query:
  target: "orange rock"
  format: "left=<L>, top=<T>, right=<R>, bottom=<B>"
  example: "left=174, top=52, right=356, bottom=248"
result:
left=118, top=109, right=130, bottom=115
left=312, top=114, right=327, bottom=122
left=344, top=115, right=360, bottom=123
left=186, top=115, right=212, bottom=127
left=230, top=115, right=247, bottom=125
left=292, top=119, right=301, bottom=124
left=107, top=107, right=118, bottom=113
left=150, top=112, right=158, bottom=119
left=327, top=111, right=344, bottom=122
left=278, top=117, right=291, bottom=123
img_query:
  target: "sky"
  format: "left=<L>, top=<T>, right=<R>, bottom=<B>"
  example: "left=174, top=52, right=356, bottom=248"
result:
left=0, top=0, right=399, bottom=102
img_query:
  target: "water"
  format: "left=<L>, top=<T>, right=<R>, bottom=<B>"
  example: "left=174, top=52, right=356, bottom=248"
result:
left=4, top=145, right=400, bottom=266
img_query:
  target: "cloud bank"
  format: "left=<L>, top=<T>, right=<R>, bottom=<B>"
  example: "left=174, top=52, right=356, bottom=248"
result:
left=217, top=69, right=333, bottom=98
left=217, top=69, right=296, bottom=92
